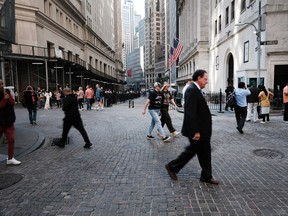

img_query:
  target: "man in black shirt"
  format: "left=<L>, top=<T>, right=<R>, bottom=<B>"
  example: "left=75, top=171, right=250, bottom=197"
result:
left=58, top=88, right=92, bottom=148
left=246, top=83, right=260, bottom=122
left=142, top=82, right=171, bottom=142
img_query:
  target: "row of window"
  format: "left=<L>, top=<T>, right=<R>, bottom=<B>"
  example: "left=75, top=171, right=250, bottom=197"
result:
left=214, top=0, right=256, bottom=35
left=44, top=0, right=80, bottom=37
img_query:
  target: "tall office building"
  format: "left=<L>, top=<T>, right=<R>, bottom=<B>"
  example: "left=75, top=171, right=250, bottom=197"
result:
left=122, top=0, right=135, bottom=55
left=138, top=18, right=146, bottom=48
left=144, top=0, right=165, bottom=88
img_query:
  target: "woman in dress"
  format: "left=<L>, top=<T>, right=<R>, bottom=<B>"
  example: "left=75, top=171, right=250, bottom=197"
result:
left=44, top=90, right=52, bottom=109
left=258, top=86, right=274, bottom=123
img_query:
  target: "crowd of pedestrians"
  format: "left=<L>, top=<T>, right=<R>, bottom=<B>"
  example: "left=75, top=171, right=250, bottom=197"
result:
left=224, top=80, right=287, bottom=134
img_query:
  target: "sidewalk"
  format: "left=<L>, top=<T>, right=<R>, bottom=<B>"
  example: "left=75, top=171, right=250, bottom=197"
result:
left=0, top=97, right=287, bottom=215
left=0, top=124, right=45, bottom=162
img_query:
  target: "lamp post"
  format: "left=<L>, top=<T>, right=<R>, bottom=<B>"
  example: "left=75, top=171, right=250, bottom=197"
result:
left=235, top=0, right=262, bottom=86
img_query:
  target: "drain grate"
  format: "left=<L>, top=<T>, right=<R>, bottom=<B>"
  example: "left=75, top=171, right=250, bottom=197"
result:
left=51, top=137, right=70, bottom=146
left=253, top=149, right=284, bottom=159
left=0, top=173, right=23, bottom=190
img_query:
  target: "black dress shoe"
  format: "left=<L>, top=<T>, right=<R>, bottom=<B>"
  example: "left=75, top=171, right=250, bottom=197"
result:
left=236, top=127, right=244, bottom=134
left=200, top=178, right=220, bottom=185
left=84, top=143, right=92, bottom=148
left=165, top=164, right=178, bottom=180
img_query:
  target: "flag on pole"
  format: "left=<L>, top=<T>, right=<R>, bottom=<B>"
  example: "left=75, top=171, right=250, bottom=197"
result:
left=127, top=68, right=132, bottom=77
left=172, top=38, right=183, bottom=63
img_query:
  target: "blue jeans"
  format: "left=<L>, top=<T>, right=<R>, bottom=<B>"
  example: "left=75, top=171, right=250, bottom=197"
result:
left=27, top=106, right=37, bottom=124
left=148, top=109, right=165, bottom=137
left=86, top=98, right=91, bottom=110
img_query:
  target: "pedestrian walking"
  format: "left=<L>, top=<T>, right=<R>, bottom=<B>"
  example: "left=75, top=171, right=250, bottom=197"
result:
left=258, top=86, right=274, bottom=123
left=85, top=85, right=93, bottom=111
left=246, top=82, right=260, bottom=122
left=234, top=82, right=251, bottom=134
left=23, top=86, right=38, bottom=125
left=38, top=90, right=45, bottom=109
left=283, top=82, right=288, bottom=123
left=95, top=84, right=104, bottom=111
left=165, top=69, right=219, bottom=184
left=225, top=83, right=235, bottom=111
left=55, top=90, right=61, bottom=108
left=142, top=82, right=171, bottom=142
left=44, top=90, right=52, bottom=109
left=57, top=88, right=92, bottom=148
left=77, top=86, right=85, bottom=110
left=160, top=82, right=180, bottom=137
left=0, top=79, right=21, bottom=165
left=181, top=78, right=192, bottom=106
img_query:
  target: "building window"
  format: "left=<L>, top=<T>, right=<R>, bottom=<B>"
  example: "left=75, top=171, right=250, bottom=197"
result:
left=215, top=0, right=217, bottom=8
left=225, top=7, right=229, bottom=26
left=244, top=41, right=249, bottom=63
left=48, top=3, right=52, bottom=17
left=241, top=0, right=246, bottom=12
left=218, top=15, right=222, bottom=33
left=215, top=20, right=218, bottom=35
left=231, top=0, right=235, bottom=21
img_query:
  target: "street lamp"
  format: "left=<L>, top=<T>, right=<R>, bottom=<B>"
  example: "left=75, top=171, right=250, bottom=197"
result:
left=235, top=0, right=262, bottom=86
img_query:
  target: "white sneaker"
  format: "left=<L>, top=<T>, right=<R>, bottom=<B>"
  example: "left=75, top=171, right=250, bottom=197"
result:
left=7, top=158, right=21, bottom=165
left=172, top=131, right=180, bottom=137
left=260, top=121, right=266, bottom=124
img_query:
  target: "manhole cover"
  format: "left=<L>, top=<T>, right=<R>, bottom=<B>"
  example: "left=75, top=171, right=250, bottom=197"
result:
left=253, top=149, right=284, bottom=159
left=0, top=173, right=23, bottom=190
left=51, top=137, right=70, bottom=146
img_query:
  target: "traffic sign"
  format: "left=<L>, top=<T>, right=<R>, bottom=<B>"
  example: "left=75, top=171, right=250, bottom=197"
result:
left=260, top=40, right=278, bottom=45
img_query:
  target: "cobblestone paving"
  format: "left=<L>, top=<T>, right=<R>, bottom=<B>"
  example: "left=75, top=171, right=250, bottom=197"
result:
left=0, top=97, right=288, bottom=215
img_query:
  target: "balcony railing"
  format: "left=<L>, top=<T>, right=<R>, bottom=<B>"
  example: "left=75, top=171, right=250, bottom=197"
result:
left=10, top=44, right=86, bottom=68
left=8, top=44, right=122, bottom=83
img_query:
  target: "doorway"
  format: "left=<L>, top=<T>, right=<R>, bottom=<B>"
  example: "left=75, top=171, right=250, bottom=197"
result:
left=227, top=53, right=234, bottom=84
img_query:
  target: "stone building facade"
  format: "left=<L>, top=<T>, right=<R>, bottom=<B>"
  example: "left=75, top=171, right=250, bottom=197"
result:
left=0, top=0, right=124, bottom=95
left=210, top=0, right=288, bottom=92
left=175, top=0, right=288, bottom=93
left=176, top=0, right=210, bottom=92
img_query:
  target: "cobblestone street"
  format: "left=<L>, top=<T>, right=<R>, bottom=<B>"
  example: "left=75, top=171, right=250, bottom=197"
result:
left=0, top=97, right=288, bottom=216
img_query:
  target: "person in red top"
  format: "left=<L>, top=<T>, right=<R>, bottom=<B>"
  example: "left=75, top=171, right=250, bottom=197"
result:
left=0, top=79, right=21, bottom=165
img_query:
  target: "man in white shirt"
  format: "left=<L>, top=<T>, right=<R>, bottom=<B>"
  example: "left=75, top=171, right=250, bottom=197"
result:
left=181, top=78, right=192, bottom=106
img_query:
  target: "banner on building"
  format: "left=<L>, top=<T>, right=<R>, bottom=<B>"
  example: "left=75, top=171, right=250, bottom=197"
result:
left=127, top=68, right=132, bottom=77
left=55, top=47, right=63, bottom=58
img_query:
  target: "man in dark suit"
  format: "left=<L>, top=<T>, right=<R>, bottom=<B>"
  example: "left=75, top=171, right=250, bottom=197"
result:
left=165, top=69, right=219, bottom=185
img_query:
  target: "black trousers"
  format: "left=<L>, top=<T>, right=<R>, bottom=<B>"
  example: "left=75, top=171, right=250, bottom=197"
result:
left=284, top=103, right=288, bottom=121
left=61, top=118, right=90, bottom=145
left=234, top=106, right=247, bottom=130
left=160, top=106, right=176, bottom=133
left=168, top=137, right=212, bottom=180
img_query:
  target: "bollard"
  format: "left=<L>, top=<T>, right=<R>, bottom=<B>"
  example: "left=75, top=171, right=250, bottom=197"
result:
left=132, top=100, right=134, bottom=108
left=128, top=99, right=131, bottom=108
left=218, top=88, right=224, bottom=113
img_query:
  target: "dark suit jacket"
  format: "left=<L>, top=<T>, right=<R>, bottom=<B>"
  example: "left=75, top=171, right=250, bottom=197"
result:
left=181, top=82, right=212, bottom=140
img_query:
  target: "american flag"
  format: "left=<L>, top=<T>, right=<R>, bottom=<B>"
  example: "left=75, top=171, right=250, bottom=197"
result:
left=172, top=38, right=183, bottom=64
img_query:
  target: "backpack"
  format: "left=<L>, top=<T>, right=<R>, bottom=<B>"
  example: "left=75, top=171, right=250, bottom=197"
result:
left=226, top=91, right=236, bottom=107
